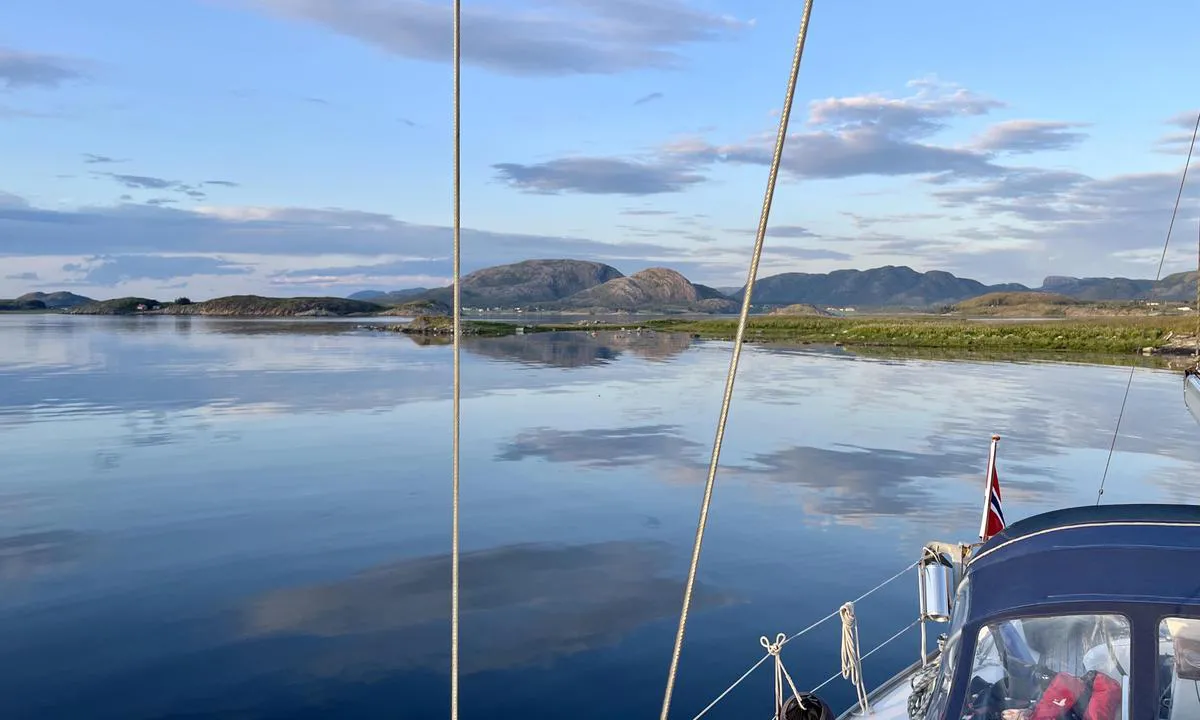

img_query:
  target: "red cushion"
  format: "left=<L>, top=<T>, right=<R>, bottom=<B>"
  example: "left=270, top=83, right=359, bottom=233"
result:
left=1083, top=672, right=1121, bottom=720
left=1028, top=672, right=1085, bottom=720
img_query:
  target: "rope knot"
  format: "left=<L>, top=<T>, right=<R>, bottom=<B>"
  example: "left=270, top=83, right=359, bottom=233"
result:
left=760, top=633, right=787, bottom=656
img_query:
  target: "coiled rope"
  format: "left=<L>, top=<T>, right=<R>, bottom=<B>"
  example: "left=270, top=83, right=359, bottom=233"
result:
left=658, top=1, right=816, bottom=716
left=839, top=602, right=870, bottom=715
left=906, top=635, right=946, bottom=720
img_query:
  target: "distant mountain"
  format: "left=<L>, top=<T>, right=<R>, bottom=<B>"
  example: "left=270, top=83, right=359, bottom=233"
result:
left=160, top=296, right=383, bottom=316
left=737, top=266, right=1029, bottom=308
left=349, top=288, right=430, bottom=304
left=1038, top=271, right=1197, bottom=301
left=43, top=262, right=1200, bottom=318
left=417, top=259, right=625, bottom=307
left=0, top=298, right=47, bottom=311
left=69, top=296, right=383, bottom=316
left=17, top=291, right=93, bottom=308
left=557, top=267, right=738, bottom=312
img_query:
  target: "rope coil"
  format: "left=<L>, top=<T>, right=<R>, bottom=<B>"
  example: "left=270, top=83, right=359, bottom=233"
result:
left=839, top=602, right=870, bottom=715
left=906, top=634, right=946, bottom=720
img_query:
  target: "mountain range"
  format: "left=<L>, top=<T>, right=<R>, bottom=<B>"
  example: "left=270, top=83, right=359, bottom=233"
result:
left=351, top=260, right=1200, bottom=311
left=9, top=262, right=1199, bottom=316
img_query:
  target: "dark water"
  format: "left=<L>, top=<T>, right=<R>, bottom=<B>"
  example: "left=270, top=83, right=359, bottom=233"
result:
left=2, top=315, right=1198, bottom=719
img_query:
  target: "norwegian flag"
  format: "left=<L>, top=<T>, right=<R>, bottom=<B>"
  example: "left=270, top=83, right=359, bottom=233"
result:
left=979, top=435, right=1006, bottom=541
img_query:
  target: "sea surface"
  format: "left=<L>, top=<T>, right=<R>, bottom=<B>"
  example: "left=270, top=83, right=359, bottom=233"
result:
left=2, top=314, right=1197, bottom=719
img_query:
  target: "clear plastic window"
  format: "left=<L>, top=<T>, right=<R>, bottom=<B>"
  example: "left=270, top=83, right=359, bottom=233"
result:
left=1158, top=617, right=1200, bottom=719
left=958, top=614, right=1128, bottom=720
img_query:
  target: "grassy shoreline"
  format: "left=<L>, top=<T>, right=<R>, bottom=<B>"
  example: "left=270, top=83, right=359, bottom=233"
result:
left=534, top=315, right=1200, bottom=355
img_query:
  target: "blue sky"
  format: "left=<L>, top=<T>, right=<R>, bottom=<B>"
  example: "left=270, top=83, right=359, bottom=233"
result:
left=1, top=0, right=1198, bottom=299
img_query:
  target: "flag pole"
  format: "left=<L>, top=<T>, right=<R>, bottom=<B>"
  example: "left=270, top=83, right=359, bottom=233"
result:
left=978, top=434, right=1000, bottom=541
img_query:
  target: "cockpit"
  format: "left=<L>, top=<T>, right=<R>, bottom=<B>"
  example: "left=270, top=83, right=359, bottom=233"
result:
left=926, top=612, right=1200, bottom=720
left=915, top=505, right=1200, bottom=720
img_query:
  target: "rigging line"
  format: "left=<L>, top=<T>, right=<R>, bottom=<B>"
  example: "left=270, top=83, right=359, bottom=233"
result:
left=450, top=0, right=462, bottom=716
left=1095, top=108, right=1200, bottom=507
left=690, top=558, right=919, bottom=720
left=657, top=3, right=816, bottom=717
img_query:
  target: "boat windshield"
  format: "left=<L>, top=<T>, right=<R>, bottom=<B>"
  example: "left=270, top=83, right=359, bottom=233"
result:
left=957, top=613, right=1130, bottom=720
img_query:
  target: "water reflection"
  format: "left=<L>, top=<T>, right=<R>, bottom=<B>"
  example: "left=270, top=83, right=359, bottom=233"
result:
left=459, top=331, right=693, bottom=369
left=0, top=318, right=696, bottom=426
left=243, top=540, right=733, bottom=676
left=740, top=444, right=1057, bottom=518
left=0, top=529, right=88, bottom=581
left=497, top=424, right=704, bottom=467
left=3, top=314, right=1200, bottom=718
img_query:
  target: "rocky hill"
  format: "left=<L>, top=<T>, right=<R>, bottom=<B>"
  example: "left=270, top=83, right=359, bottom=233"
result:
left=949, top=291, right=1081, bottom=317
left=947, top=291, right=1170, bottom=318
left=378, top=298, right=451, bottom=316
left=417, top=259, right=625, bottom=307
left=1040, top=271, right=1197, bottom=301
left=17, top=291, right=94, bottom=308
left=0, top=298, right=48, bottom=311
left=557, top=267, right=738, bottom=312
left=66, top=297, right=163, bottom=315
left=736, top=266, right=1027, bottom=308
left=767, top=303, right=834, bottom=316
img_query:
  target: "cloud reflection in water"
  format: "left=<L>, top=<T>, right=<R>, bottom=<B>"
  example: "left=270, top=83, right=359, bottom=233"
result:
left=241, top=540, right=734, bottom=676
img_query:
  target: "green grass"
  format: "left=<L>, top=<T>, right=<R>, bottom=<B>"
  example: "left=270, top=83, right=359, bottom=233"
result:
left=403, top=316, right=519, bottom=336
left=535, top=315, right=1198, bottom=354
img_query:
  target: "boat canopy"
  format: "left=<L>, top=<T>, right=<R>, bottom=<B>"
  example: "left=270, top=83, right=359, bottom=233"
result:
left=965, top=503, right=1200, bottom=621
left=920, top=504, right=1200, bottom=720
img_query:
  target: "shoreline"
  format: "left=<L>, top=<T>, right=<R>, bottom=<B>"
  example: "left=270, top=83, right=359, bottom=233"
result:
left=18, top=310, right=1200, bottom=360
left=532, top=315, right=1200, bottom=356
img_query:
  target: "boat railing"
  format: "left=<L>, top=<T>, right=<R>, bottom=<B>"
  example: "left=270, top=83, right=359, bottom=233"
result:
left=690, top=542, right=969, bottom=720
left=691, top=559, right=912, bottom=715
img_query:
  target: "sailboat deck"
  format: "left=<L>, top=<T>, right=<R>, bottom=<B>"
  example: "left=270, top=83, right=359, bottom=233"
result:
left=837, top=659, right=923, bottom=720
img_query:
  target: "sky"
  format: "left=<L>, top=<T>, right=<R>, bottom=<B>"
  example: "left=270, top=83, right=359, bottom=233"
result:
left=1, top=0, right=1199, bottom=300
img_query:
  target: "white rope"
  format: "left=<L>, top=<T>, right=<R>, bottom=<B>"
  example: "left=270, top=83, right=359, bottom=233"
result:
left=658, top=2, right=817, bottom=716
left=690, top=559, right=919, bottom=720
left=761, top=633, right=808, bottom=720
left=839, top=602, right=870, bottom=715
left=812, top=619, right=921, bottom=694
left=449, top=0, right=462, bottom=717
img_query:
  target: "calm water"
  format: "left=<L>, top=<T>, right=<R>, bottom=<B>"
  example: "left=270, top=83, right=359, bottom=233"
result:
left=2, top=315, right=1198, bottom=719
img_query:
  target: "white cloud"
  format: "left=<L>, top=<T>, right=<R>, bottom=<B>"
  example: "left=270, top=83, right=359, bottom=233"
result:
left=250, top=0, right=748, bottom=76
